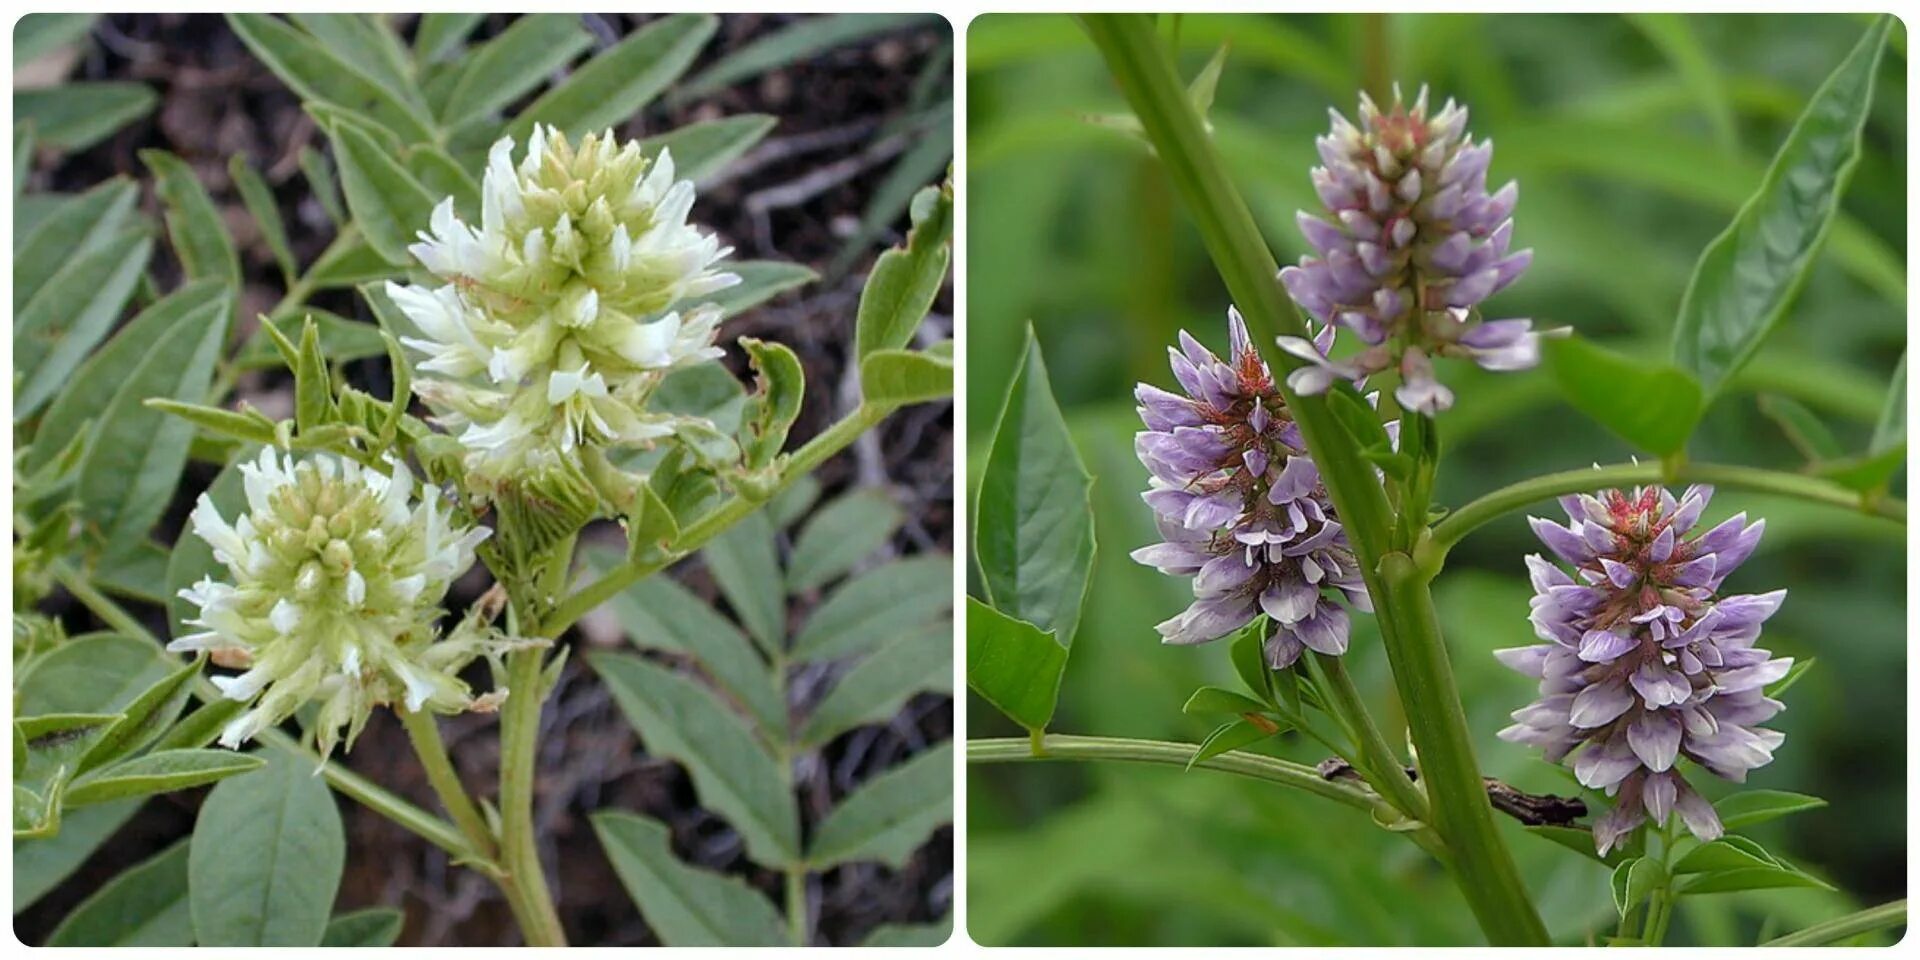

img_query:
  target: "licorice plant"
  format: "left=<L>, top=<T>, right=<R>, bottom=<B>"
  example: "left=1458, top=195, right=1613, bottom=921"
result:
left=966, top=14, right=1904, bottom=948
left=13, top=13, right=952, bottom=948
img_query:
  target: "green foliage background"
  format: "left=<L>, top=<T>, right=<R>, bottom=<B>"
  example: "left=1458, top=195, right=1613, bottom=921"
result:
left=965, top=12, right=1905, bottom=946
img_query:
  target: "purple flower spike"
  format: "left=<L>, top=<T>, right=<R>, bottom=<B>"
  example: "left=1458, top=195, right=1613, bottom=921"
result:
left=1496, top=484, right=1790, bottom=854
left=1131, top=309, right=1378, bottom=668
left=1279, top=85, right=1563, bottom=412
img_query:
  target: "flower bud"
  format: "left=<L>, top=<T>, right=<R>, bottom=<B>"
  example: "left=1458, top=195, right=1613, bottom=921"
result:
left=1279, top=85, right=1558, bottom=414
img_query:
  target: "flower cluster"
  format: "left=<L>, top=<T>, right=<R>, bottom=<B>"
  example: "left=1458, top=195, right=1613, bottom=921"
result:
left=1496, top=484, right=1791, bottom=854
left=1276, top=85, right=1550, bottom=414
left=388, top=126, right=738, bottom=482
left=172, top=449, right=495, bottom=754
left=1131, top=310, right=1372, bottom=667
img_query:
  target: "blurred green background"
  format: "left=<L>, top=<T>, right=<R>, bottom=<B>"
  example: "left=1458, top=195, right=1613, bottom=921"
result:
left=965, top=12, right=1906, bottom=947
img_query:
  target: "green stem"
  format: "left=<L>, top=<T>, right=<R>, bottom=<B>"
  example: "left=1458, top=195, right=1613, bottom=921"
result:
left=48, top=559, right=481, bottom=863
left=397, top=707, right=496, bottom=861
left=972, top=735, right=1445, bottom=860
left=1313, top=654, right=1428, bottom=822
left=496, top=645, right=567, bottom=946
left=1427, top=460, right=1905, bottom=558
left=784, top=865, right=808, bottom=946
left=1080, top=14, right=1544, bottom=944
left=544, top=402, right=894, bottom=635
left=1377, top=552, right=1547, bottom=945
left=1761, top=899, right=1908, bottom=947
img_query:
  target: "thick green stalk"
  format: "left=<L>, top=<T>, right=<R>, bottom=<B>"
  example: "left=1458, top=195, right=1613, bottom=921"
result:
left=1428, top=460, right=1906, bottom=559
left=971, top=734, right=1445, bottom=859
left=497, top=645, right=567, bottom=946
left=1377, top=553, right=1544, bottom=945
left=1079, top=14, right=1545, bottom=944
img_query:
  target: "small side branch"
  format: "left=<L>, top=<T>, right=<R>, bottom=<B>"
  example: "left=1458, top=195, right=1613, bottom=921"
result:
left=1316, top=757, right=1587, bottom=827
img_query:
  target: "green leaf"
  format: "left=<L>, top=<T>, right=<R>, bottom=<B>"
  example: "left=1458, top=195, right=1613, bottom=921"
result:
left=975, top=327, right=1096, bottom=645
left=508, top=13, right=717, bottom=141
left=1713, top=789, right=1829, bottom=830
left=308, top=239, right=396, bottom=290
left=1870, top=352, right=1905, bottom=454
left=640, top=115, right=777, bottom=183
left=15, top=13, right=98, bottom=62
left=785, top=489, right=904, bottom=593
left=45, top=839, right=193, bottom=946
left=693, top=260, right=816, bottom=319
left=590, top=810, right=787, bottom=947
left=964, top=597, right=1065, bottom=733
left=285, top=15, right=418, bottom=110
left=440, top=13, right=592, bottom=128
left=1766, top=657, right=1815, bottom=697
left=18, top=714, right=119, bottom=790
left=13, top=798, right=141, bottom=912
left=860, top=919, right=951, bottom=947
left=1814, top=442, right=1906, bottom=493
left=14, top=229, right=154, bottom=419
left=189, top=749, right=346, bottom=946
left=589, top=651, right=800, bottom=865
left=28, top=280, right=229, bottom=475
left=1757, top=393, right=1842, bottom=462
left=1227, top=617, right=1275, bottom=704
left=413, top=13, right=485, bottom=63
left=66, top=749, right=264, bottom=807
left=768, top=474, right=822, bottom=529
left=1188, top=719, right=1272, bottom=769
left=403, top=144, right=480, bottom=219
left=75, top=288, right=229, bottom=554
left=1671, top=16, right=1891, bottom=394
left=739, top=337, right=805, bottom=470
left=832, top=112, right=953, bottom=277
left=675, top=14, right=933, bottom=104
left=325, top=119, right=438, bottom=265
left=856, top=175, right=952, bottom=357
left=299, top=146, right=346, bottom=226
left=239, top=309, right=389, bottom=370
left=807, top=742, right=951, bottom=869
left=1680, top=864, right=1834, bottom=895
left=230, top=153, right=297, bottom=283
left=79, top=656, right=202, bottom=771
left=151, top=700, right=248, bottom=754
left=1543, top=336, right=1703, bottom=456
left=16, top=634, right=171, bottom=718
left=226, top=13, right=435, bottom=146
left=1611, top=856, right=1664, bottom=917
left=792, top=555, right=954, bottom=661
left=293, top=316, right=334, bottom=432
left=320, top=907, right=404, bottom=947
left=140, top=150, right=240, bottom=286
left=14, top=176, right=139, bottom=311
left=1326, top=384, right=1393, bottom=452
left=1672, top=836, right=1778, bottom=875
left=861, top=348, right=954, bottom=406
left=702, top=512, right=787, bottom=657
left=584, top=549, right=783, bottom=736
left=1760, top=900, right=1910, bottom=947
left=13, top=83, right=157, bottom=152
left=798, top=620, right=950, bottom=747
left=1182, top=686, right=1270, bottom=717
